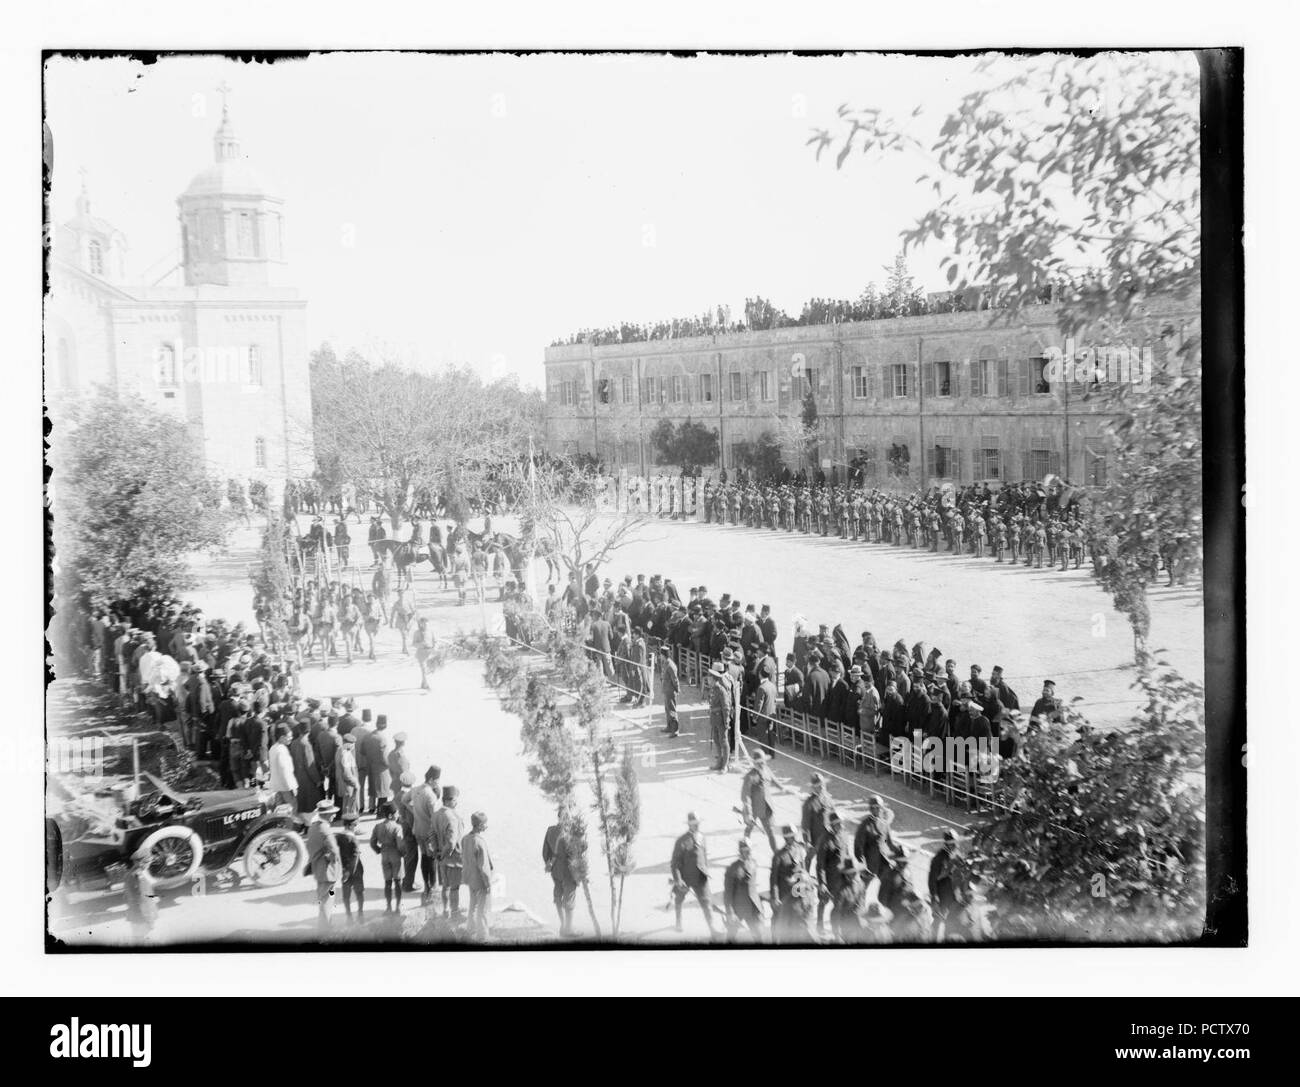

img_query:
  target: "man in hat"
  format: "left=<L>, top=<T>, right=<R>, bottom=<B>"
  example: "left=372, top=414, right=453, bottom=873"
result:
left=395, top=771, right=420, bottom=892
left=989, top=666, right=1020, bottom=713
left=431, top=784, right=464, bottom=919
left=336, top=817, right=366, bottom=923
left=462, top=810, right=494, bottom=940
left=853, top=795, right=906, bottom=882
left=350, top=708, right=374, bottom=810
left=670, top=812, right=718, bottom=937
left=362, top=715, right=393, bottom=815
left=387, top=732, right=411, bottom=802
left=306, top=800, right=342, bottom=930
left=801, top=773, right=833, bottom=857
left=770, top=824, right=811, bottom=943
left=928, top=829, right=971, bottom=940
left=830, top=856, right=869, bottom=943
left=723, top=839, right=764, bottom=943
left=814, top=811, right=852, bottom=934
left=754, top=663, right=778, bottom=757
left=1030, top=680, right=1064, bottom=727
left=410, top=766, right=443, bottom=903
left=335, top=733, right=361, bottom=824
left=707, top=661, right=733, bottom=772
left=369, top=800, right=406, bottom=913
left=659, top=644, right=680, bottom=738
left=267, top=724, right=298, bottom=809
left=740, top=751, right=778, bottom=853
left=290, top=721, right=324, bottom=814
left=543, top=808, right=579, bottom=937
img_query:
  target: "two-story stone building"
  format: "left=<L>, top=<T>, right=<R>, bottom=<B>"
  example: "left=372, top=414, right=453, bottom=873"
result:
left=542, top=295, right=1198, bottom=488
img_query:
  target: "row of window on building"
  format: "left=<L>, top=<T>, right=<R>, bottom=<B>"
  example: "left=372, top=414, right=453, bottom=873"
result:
left=583, top=435, right=1109, bottom=487
left=554, top=352, right=1148, bottom=409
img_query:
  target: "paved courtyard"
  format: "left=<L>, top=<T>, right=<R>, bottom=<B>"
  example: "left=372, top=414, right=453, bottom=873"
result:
left=49, top=508, right=1203, bottom=946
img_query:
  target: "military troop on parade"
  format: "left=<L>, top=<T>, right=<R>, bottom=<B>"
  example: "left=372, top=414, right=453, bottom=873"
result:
left=624, top=470, right=1096, bottom=572
left=532, top=553, right=1072, bottom=944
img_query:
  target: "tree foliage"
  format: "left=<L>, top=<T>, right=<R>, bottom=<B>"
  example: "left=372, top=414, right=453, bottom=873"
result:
left=51, top=393, right=230, bottom=614
left=649, top=416, right=719, bottom=472
left=310, top=345, right=543, bottom=528
left=811, top=52, right=1202, bottom=655
left=731, top=430, right=785, bottom=479
left=967, top=667, right=1206, bottom=942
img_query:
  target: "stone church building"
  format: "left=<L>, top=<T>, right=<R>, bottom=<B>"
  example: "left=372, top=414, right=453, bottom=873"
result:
left=45, top=96, right=315, bottom=494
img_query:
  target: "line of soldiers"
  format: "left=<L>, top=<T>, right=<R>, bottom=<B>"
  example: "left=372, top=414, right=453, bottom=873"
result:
left=670, top=786, right=975, bottom=945
left=698, top=478, right=1093, bottom=570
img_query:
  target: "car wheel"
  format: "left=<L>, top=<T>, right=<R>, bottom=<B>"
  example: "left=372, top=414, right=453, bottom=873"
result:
left=136, top=826, right=204, bottom=889
left=243, top=828, right=307, bottom=887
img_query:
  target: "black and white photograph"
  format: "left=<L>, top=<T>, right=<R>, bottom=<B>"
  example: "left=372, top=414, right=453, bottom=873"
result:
left=37, top=43, right=1242, bottom=957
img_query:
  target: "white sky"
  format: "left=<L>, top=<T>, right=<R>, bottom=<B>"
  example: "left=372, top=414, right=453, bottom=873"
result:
left=44, top=51, right=1194, bottom=388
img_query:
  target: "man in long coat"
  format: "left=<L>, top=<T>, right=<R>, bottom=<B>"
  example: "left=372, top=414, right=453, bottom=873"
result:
left=306, top=800, right=342, bottom=929
left=659, top=645, right=680, bottom=737
left=290, top=722, right=324, bottom=813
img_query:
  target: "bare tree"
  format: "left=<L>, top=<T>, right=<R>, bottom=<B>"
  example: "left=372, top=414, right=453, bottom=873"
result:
left=310, top=347, right=541, bottom=529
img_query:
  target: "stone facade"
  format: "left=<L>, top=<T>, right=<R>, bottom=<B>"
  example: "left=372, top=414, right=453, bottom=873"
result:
left=543, top=296, right=1198, bottom=488
left=45, top=101, right=314, bottom=491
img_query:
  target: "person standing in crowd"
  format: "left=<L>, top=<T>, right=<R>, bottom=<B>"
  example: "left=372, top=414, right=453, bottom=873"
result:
left=335, top=733, right=361, bottom=825
left=267, top=724, right=297, bottom=809
left=723, top=839, right=764, bottom=943
left=307, top=800, right=341, bottom=931
left=362, top=715, right=393, bottom=815
left=351, top=710, right=374, bottom=811
left=543, top=811, right=579, bottom=938
left=1030, top=679, right=1064, bottom=726
left=659, top=644, right=680, bottom=738
left=387, top=732, right=410, bottom=802
left=782, top=653, right=804, bottom=711
left=290, top=721, right=324, bottom=814
left=336, top=818, right=365, bottom=924
left=754, top=663, right=778, bottom=757
left=432, top=784, right=464, bottom=921
left=670, top=812, right=717, bottom=938
left=707, top=662, right=732, bottom=773
left=370, top=800, right=406, bottom=914
left=411, top=766, right=442, bottom=904
left=462, top=810, right=494, bottom=940
left=314, top=715, right=340, bottom=802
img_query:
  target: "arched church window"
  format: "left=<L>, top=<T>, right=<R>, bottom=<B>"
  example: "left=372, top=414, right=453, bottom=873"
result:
left=88, top=239, right=103, bottom=276
left=247, top=344, right=263, bottom=386
left=254, top=436, right=267, bottom=469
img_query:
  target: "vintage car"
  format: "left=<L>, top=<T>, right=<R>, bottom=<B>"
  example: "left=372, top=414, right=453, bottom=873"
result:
left=47, top=773, right=308, bottom=893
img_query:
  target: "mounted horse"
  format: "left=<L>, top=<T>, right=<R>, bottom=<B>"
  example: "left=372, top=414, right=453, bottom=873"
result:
left=371, top=538, right=448, bottom=590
